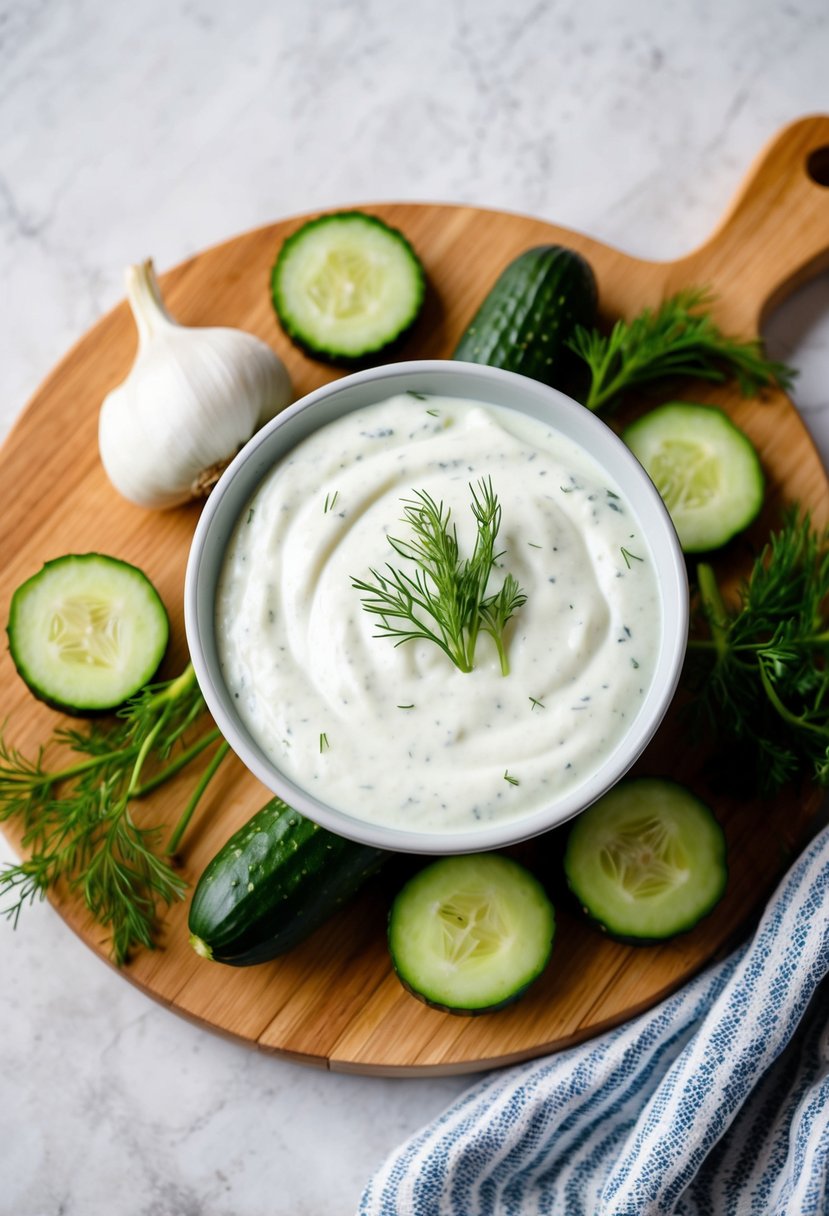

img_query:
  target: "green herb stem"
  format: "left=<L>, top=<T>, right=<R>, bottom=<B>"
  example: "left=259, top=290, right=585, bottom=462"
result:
left=133, top=727, right=224, bottom=798
left=166, top=741, right=230, bottom=857
left=0, top=751, right=111, bottom=790
left=757, top=660, right=828, bottom=739
left=144, top=662, right=199, bottom=710
left=687, top=632, right=829, bottom=654
left=696, top=562, right=729, bottom=662
left=126, top=707, right=171, bottom=796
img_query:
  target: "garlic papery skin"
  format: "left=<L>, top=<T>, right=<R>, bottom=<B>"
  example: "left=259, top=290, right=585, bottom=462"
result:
left=98, top=259, right=292, bottom=510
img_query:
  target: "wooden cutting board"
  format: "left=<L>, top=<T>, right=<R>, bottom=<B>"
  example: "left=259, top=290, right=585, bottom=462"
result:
left=2, top=116, right=829, bottom=1076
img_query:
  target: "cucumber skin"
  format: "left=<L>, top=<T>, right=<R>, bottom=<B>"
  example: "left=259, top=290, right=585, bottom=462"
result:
left=393, top=971, right=543, bottom=1018
left=563, top=778, right=728, bottom=946
left=6, top=553, right=169, bottom=717
left=392, top=956, right=552, bottom=1017
left=188, top=798, right=386, bottom=966
left=270, top=210, right=426, bottom=365
left=452, top=245, right=598, bottom=389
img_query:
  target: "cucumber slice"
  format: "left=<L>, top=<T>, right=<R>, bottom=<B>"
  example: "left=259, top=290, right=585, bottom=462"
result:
left=271, top=211, right=425, bottom=363
left=7, top=554, right=169, bottom=714
left=622, top=402, right=764, bottom=552
left=564, top=778, right=727, bottom=942
left=388, top=854, right=555, bottom=1015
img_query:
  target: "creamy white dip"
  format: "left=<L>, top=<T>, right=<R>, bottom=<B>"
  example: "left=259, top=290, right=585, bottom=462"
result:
left=216, top=394, right=662, bottom=833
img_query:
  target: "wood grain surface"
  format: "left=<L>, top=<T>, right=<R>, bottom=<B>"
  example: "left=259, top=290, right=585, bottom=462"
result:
left=2, top=115, right=829, bottom=1075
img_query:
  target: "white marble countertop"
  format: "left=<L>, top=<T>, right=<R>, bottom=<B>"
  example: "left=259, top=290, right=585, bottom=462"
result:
left=2, top=2, right=828, bottom=1213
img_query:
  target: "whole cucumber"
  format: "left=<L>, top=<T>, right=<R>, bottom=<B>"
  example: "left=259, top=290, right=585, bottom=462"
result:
left=452, top=244, right=598, bottom=390
left=188, top=798, right=386, bottom=966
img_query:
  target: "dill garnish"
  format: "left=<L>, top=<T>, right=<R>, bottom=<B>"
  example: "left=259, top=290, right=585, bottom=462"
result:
left=352, top=477, right=527, bottom=676
left=0, top=664, right=226, bottom=964
left=621, top=546, right=644, bottom=568
left=685, top=509, right=829, bottom=792
left=569, top=287, right=795, bottom=413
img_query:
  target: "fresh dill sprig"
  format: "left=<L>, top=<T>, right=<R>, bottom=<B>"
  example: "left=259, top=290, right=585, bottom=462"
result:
left=568, top=287, right=796, bottom=413
left=0, top=663, right=226, bottom=964
left=684, top=509, right=829, bottom=792
left=478, top=574, right=527, bottom=676
left=352, top=477, right=527, bottom=676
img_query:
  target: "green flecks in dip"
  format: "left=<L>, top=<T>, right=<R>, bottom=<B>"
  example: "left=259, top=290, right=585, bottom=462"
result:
left=216, top=395, right=662, bottom=834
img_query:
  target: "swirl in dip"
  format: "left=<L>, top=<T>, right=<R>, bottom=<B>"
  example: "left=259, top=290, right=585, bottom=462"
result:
left=216, top=393, right=661, bottom=834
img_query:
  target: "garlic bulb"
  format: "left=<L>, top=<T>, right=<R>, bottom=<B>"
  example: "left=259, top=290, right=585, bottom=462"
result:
left=98, top=259, right=292, bottom=509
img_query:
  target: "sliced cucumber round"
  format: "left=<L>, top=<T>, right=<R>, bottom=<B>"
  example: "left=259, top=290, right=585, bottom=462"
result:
left=622, top=402, right=764, bottom=552
left=564, top=778, right=727, bottom=943
left=388, top=854, right=555, bottom=1015
left=271, top=210, right=425, bottom=364
left=7, top=554, right=169, bottom=714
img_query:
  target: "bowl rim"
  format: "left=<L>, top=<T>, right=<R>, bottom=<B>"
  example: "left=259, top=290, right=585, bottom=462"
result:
left=185, top=358, right=689, bottom=854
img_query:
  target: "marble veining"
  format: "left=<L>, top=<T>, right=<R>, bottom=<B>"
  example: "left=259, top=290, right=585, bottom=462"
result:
left=1, top=1, right=827, bottom=1212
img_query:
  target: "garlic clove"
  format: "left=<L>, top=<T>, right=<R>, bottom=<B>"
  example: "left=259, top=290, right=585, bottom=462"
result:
left=98, top=260, right=292, bottom=510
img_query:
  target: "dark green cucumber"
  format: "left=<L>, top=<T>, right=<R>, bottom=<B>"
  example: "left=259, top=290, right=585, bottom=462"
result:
left=388, top=853, right=555, bottom=1015
left=271, top=210, right=425, bottom=364
left=7, top=553, right=169, bottom=715
left=452, top=245, right=598, bottom=390
left=564, top=778, right=727, bottom=943
left=188, top=798, right=386, bottom=966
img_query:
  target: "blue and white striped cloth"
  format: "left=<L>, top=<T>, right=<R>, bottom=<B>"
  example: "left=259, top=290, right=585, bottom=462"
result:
left=359, top=822, right=829, bottom=1216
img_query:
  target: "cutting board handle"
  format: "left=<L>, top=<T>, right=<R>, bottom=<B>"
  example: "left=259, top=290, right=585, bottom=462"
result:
left=670, top=115, right=829, bottom=334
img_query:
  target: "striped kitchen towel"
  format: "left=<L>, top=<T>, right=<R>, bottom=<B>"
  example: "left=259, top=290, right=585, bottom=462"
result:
left=358, top=822, right=829, bottom=1216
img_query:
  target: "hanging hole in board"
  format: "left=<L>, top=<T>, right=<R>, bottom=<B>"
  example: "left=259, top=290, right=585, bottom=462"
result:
left=806, top=146, right=829, bottom=187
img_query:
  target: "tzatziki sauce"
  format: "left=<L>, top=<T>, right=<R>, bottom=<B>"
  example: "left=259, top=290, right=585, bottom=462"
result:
left=216, top=394, right=662, bottom=834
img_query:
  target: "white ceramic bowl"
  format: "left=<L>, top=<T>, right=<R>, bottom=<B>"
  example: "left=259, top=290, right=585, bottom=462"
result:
left=185, top=360, right=688, bottom=854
